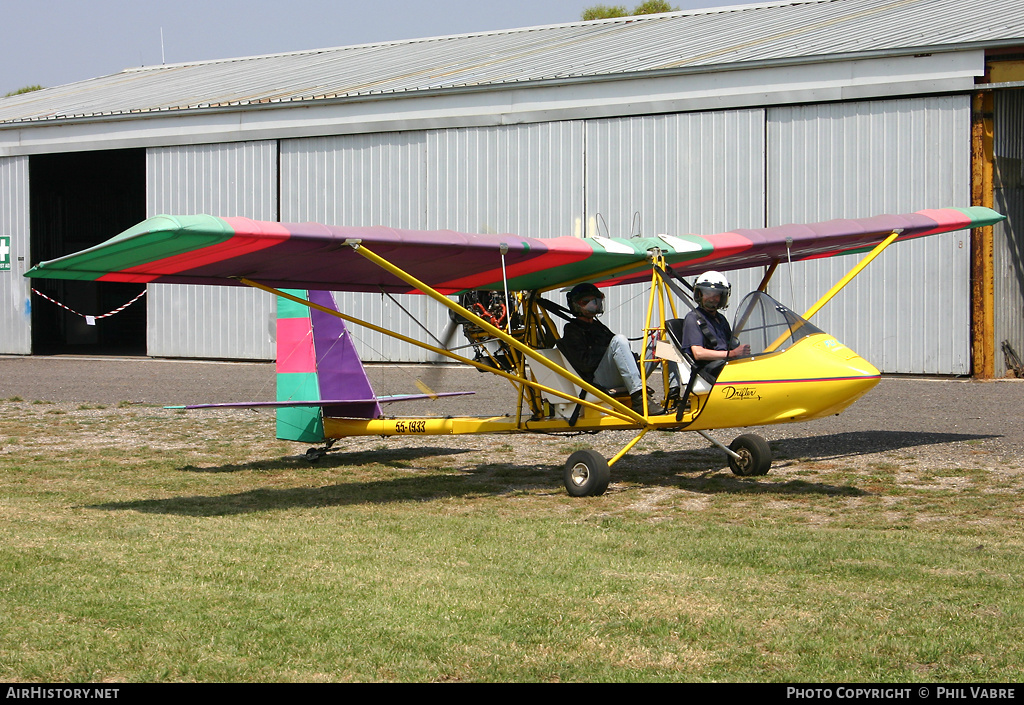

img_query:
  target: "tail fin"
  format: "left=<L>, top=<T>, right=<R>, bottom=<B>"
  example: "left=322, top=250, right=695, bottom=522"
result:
left=275, top=289, right=381, bottom=442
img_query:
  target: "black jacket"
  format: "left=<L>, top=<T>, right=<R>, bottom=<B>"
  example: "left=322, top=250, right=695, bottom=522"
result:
left=558, top=317, right=614, bottom=382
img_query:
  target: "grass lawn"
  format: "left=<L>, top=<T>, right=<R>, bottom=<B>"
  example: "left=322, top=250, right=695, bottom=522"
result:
left=1, top=400, right=1021, bottom=682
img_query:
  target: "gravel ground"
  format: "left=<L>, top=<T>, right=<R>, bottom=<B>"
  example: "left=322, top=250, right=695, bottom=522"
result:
left=2, top=354, right=1022, bottom=471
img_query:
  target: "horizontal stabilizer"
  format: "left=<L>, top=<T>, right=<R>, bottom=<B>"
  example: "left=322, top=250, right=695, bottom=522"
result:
left=166, top=391, right=474, bottom=411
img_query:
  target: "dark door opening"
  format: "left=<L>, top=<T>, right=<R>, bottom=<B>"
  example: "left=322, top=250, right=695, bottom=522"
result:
left=30, top=149, right=147, bottom=355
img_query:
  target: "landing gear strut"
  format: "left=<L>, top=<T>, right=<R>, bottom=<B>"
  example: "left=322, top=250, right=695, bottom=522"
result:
left=696, top=430, right=772, bottom=476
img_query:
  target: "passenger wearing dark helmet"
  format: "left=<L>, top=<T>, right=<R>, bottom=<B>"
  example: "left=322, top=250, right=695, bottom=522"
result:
left=557, top=283, right=653, bottom=414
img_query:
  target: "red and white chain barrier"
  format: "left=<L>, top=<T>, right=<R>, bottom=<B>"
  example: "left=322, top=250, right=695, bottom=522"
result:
left=31, top=288, right=147, bottom=326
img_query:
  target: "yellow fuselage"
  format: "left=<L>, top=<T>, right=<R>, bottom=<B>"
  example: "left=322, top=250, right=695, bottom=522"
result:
left=682, top=332, right=880, bottom=431
left=323, top=333, right=880, bottom=439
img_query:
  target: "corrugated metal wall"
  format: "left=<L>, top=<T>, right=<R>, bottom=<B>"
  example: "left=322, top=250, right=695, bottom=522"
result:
left=281, top=131, right=430, bottom=362
left=146, top=141, right=278, bottom=359
left=584, top=109, right=766, bottom=335
left=767, top=96, right=972, bottom=374
left=425, top=123, right=584, bottom=235
left=994, top=89, right=1024, bottom=377
left=129, top=96, right=973, bottom=373
left=0, top=156, right=30, bottom=354
left=280, top=122, right=584, bottom=362
left=279, top=115, right=763, bottom=362
left=272, top=100, right=971, bottom=373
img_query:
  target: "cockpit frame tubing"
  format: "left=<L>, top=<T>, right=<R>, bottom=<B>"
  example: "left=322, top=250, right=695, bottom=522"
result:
left=644, top=254, right=682, bottom=404
left=237, top=278, right=630, bottom=423
left=342, top=242, right=649, bottom=426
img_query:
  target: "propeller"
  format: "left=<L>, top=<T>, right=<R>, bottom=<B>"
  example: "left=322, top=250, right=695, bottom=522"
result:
left=428, top=316, right=461, bottom=364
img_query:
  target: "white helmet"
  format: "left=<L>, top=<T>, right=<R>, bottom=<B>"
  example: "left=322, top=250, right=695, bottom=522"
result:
left=694, top=271, right=731, bottom=311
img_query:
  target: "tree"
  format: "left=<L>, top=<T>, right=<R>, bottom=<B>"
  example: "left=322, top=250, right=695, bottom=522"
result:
left=4, top=85, right=44, bottom=98
left=631, top=1, right=679, bottom=14
left=582, top=4, right=629, bottom=19
left=581, top=1, right=679, bottom=20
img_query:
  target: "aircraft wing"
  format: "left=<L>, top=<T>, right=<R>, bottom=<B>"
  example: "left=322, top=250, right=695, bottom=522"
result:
left=25, top=207, right=1004, bottom=293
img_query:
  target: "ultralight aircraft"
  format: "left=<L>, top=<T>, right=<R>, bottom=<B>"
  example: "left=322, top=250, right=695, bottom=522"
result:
left=26, top=206, right=1005, bottom=496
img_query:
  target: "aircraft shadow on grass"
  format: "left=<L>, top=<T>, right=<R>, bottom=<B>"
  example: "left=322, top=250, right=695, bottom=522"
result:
left=767, top=429, right=1000, bottom=464
left=87, top=429, right=996, bottom=516
left=176, top=446, right=474, bottom=473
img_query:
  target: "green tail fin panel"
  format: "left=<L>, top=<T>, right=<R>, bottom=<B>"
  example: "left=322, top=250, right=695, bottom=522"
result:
left=275, top=289, right=324, bottom=443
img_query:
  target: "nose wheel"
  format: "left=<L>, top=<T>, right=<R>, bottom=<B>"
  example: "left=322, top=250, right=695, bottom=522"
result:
left=727, top=433, right=772, bottom=476
left=563, top=449, right=610, bottom=497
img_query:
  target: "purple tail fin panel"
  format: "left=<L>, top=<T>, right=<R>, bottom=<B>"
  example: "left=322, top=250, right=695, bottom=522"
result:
left=307, top=290, right=383, bottom=420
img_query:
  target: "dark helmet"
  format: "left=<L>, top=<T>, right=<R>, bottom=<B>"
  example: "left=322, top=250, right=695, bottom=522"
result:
left=567, top=282, right=605, bottom=317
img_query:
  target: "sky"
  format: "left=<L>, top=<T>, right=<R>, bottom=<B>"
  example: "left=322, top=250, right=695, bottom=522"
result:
left=1, top=0, right=756, bottom=95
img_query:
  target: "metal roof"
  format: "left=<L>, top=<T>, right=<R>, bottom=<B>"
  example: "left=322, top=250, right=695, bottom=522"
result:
left=2, top=0, right=1022, bottom=126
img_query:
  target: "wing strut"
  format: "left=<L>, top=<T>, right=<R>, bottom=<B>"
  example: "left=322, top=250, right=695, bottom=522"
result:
left=341, top=240, right=648, bottom=425
left=236, top=277, right=640, bottom=424
left=757, top=260, right=780, bottom=292
left=801, top=229, right=902, bottom=321
left=763, top=229, right=902, bottom=354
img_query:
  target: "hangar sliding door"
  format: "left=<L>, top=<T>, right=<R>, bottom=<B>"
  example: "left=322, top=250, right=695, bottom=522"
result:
left=768, top=96, right=972, bottom=374
left=993, top=89, right=1024, bottom=377
left=146, top=141, right=278, bottom=359
left=0, top=156, right=29, bottom=354
left=583, top=109, right=766, bottom=337
left=280, top=131, right=431, bottom=363
left=280, top=122, right=584, bottom=362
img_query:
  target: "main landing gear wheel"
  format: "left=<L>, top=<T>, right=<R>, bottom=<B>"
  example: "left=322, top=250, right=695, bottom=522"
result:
left=563, top=449, right=610, bottom=497
left=727, top=433, right=772, bottom=476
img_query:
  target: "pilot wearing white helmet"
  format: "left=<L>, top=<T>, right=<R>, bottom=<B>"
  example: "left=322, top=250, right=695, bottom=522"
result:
left=680, top=271, right=750, bottom=362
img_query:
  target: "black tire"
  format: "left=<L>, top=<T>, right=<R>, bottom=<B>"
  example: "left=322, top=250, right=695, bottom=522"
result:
left=563, top=449, right=611, bottom=497
left=305, top=447, right=323, bottom=463
left=727, top=434, right=771, bottom=476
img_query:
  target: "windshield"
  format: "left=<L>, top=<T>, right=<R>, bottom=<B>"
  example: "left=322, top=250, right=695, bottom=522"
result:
left=731, top=292, right=824, bottom=354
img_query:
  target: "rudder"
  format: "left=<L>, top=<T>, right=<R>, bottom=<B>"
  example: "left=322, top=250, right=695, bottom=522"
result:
left=275, top=289, right=380, bottom=442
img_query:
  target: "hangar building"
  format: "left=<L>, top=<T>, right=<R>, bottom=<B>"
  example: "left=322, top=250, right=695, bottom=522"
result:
left=1, top=0, right=1022, bottom=376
